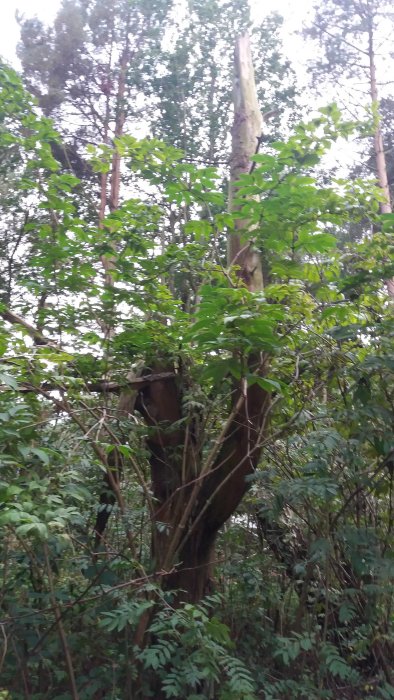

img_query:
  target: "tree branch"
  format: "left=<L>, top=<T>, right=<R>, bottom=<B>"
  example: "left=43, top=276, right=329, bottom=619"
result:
left=0, top=372, right=176, bottom=394
left=1, top=309, right=61, bottom=348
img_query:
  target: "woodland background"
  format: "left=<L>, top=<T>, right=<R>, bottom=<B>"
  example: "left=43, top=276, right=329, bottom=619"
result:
left=0, top=0, right=394, bottom=698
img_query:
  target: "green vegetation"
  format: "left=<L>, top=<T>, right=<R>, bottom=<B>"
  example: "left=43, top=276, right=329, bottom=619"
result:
left=0, top=1, right=393, bottom=697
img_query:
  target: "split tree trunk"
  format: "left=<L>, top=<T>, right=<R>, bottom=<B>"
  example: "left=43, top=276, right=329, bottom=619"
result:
left=228, top=33, right=264, bottom=288
left=142, top=33, right=270, bottom=602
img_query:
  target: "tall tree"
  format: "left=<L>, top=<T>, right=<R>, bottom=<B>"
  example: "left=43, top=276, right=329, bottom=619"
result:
left=9, top=1, right=299, bottom=580
left=304, top=0, right=394, bottom=295
left=14, top=0, right=297, bottom=318
left=353, top=96, right=394, bottom=200
left=17, top=0, right=174, bottom=228
left=144, top=31, right=269, bottom=601
left=17, top=1, right=297, bottom=176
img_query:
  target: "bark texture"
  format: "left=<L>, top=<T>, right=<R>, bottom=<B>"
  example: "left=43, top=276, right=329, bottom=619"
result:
left=228, top=34, right=264, bottom=291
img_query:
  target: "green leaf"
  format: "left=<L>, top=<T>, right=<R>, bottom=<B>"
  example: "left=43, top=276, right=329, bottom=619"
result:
left=0, top=372, right=18, bottom=390
left=247, top=375, right=282, bottom=393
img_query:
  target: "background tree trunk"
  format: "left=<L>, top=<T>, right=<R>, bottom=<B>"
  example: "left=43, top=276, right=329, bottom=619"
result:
left=368, top=25, right=394, bottom=296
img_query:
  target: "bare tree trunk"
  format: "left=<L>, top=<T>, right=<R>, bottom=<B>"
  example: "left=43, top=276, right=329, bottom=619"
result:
left=109, top=33, right=129, bottom=214
left=228, top=33, right=264, bottom=292
left=368, top=26, right=394, bottom=297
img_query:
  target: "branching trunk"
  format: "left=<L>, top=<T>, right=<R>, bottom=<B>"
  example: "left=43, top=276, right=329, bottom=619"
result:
left=141, top=34, right=271, bottom=602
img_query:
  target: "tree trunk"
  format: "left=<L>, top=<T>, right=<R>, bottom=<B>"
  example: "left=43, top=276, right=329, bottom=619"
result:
left=368, top=25, right=394, bottom=297
left=142, top=33, right=270, bottom=602
left=228, top=33, right=264, bottom=288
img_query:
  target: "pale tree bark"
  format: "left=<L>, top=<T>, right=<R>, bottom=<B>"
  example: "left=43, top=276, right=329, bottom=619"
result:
left=98, top=35, right=114, bottom=230
left=367, top=25, right=394, bottom=297
left=228, top=33, right=264, bottom=292
left=109, top=30, right=129, bottom=214
left=100, top=14, right=130, bottom=287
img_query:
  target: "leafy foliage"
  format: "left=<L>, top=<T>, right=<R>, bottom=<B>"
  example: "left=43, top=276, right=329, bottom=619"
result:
left=0, top=5, right=394, bottom=698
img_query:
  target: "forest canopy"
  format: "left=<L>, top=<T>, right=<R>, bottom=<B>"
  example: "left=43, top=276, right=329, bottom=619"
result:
left=0, top=0, right=393, bottom=698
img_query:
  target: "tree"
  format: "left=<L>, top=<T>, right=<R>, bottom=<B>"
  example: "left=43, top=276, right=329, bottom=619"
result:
left=304, top=0, right=394, bottom=294
left=144, top=32, right=270, bottom=601
left=353, top=95, right=394, bottom=198
left=16, top=0, right=175, bottom=240
left=16, top=0, right=297, bottom=201
left=1, top=7, right=394, bottom=697
left=11, top=0, right=299, bottom=583
left=0, top=31, right=274, bottom=607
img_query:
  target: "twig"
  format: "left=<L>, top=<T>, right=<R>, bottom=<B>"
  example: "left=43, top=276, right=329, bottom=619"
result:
left=0, top=622, right=7, bottom=674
